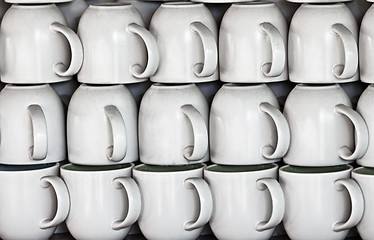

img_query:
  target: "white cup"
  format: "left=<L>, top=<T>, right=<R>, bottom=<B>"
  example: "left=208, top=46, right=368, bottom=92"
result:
left=77, top=3, right=159, bottom=84
left=210, top=83, right=290, bottom=165
left=0, top=4, right=83, bottom=84
left=204, top=163, right=284, bottom=240
left=149, top=2, right=218, bottom=83
left=0, top=84, right=66, bottom=165
left=57, top=0, right=88, bottom=31
left=219, top=2, right=288, bottom=83
left=139, top=83, right=209, bottom=165
left=60, top=163, right=141, bottom=240
left=288, top=3, right=358, bottom=83
left=359, top=4, right=374, bottom=83
left=133, top=163, right=212, bottom=240
left=0, top=163, right=69, bottom=240
left=67, top=84, right=138, bottom=165
left=280, top=165, right=364, bottom=240
left=283, top=84, right=368, bottom=166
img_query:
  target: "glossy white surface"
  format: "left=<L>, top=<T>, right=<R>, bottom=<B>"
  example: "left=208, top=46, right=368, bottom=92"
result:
left=210, top=83, right=289, bottom=165
left=67, top=84, right=138, bottom=165
left=280, top=165, right=364, bottom=240
left=149, top=2, right=218, bottom=83
left=359, top=4, right=374, bottom=83
left=133, top=164, right=212, bottom=240
left=139, top=83, right=209, bottom=165
left=61, top=163, right=140, bottom=240
left=0, top=4, right=82, bottom=84
left=283, top=84, right=368, bottom=166
left=204, top=164, right=284, bottom=240
left=77, top=3, right=159, bottom=84
left=0, top=84, right=66, bottom=164
left=219, top=2, right=288, bottom=83
left=288, top=3, right=358, bottom=83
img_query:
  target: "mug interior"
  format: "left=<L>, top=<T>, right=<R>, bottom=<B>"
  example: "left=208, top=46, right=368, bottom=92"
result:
left=135, top=163, right=204, bottom=172
left=282, top=164, right=351, bottom=174
left=206, top=163, right=276, bottom=172
left=354, top=167, right=374, bottom=175
left=0, top=162, right=56, bottom=171
left=62, top=163, right=132, bottom=171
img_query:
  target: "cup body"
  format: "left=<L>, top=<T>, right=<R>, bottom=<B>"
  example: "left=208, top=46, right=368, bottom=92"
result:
left=0, top=84, right=66, bottom=164
left=149, top=2, right=218, bottom=83
left=219, top=2, right=288, bottom=83
left=288, top=3, right=358, bottom=83
left=67, top=84, right=138, bottom=165
left=359, top=4, right=374, bottom=83
left=139, top=83, right=209, bottom=165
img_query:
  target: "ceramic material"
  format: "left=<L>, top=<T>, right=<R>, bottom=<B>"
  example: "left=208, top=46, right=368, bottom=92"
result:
left=77, top=3, right=159, bottom=84
left=210, top=83, right=290, bottom=165
left=280, top=165, right=364, bottom=240
left=133, top=164, right=212, bottom=240
left=60, top=163, right=140, bottom=240
left=149, top=2, right=218, bottom=83
left=0, top=4, right=82, bottom=84
left=139, top=83, right=209, bottom=165
left=288, top=3, right=358, bottom=83
left=219, top=2, right=288, bottom=83
left=283, top=84, right=368, bottom=166
left=359, top=4, right=374, bottom=83
left=0, top=163, right=69, bottom=240
left=0, top=84, right=66, bottom=165
left=204, top=164, right=284, bottom=240
left=67, top=84, right=138, bottom=165
left=6, top=0, right=72, bottom=4
left=116, top=0, right=160, bottom=29
left=57, top=0, right=88, bottom=31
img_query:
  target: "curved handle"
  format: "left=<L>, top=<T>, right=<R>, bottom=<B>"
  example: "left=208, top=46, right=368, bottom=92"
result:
left=190, top=22, right=217, bottom=78
left=111, top=177, right=141, bottom=230
left=335, top=104, right=369, bottom=161
left=331, top=24, right=358, bottom=80
left=104, top=105, right=127, bottom=162
left=27, top=105, right=48, bottom=160
left=259, top=22, right=286, bottom=77
left=181, top=105, right=208, bottom=161
left=127, top=23, right=160, bottom=79
left=50, top=22, right=83, bottom=77
left=39, top=176, right=70, bottom=229
left=333, top=179, right=364, bottom=232
left=259, top=102, right=290, bottom=159
left=256, top=178, right=285, bottom=231
left=183, top=177, right=213, bottom=231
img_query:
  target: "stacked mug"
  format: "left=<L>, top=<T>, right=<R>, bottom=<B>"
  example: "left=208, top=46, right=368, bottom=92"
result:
left=0, top=2, right=83, bottom=240
left=205, top=2, right=289, bottom=240
left=281, top=2, right=368, bottom=240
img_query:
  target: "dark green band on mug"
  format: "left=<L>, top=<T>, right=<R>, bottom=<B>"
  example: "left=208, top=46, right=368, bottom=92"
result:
left=207, top=164, right=276, bottom=172
left=62, top=163, right=132, bottom=171
left=354, top=167, right=374, bottom=175
left=282, top=165, right=351, bottom=173
left=135, top=163, right=204, bottom=172
left=0, top=162, right=56, bottom=171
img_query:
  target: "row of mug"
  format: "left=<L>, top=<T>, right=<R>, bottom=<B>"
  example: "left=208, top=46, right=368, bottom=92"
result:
left=5, top=162, right=374, bottom=240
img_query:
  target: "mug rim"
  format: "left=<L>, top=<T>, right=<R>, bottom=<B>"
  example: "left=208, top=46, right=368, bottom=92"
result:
left=205, top=163, right=278, bottom=173
left=79, top=83, right=126, bottom=90
left=352, top=166, right=374, bottom=176
left=5, top=83, right=50, bottom=90
left=301, top=2, right=346, bottom=8
left=90, top=2, right=132, bottom=8
left=222, top=83, right=266, bottom=89
left=161, top=2, right=203, bottom=8
left=61, top=162, right=134, bottom=172
left=133, top=163, right=205, bottom=174
left=0, top=162, right=58, bottom=172
left=10, top=3, right=57, bottom=9
left=294, top=83, right=340, bottom=90
left=231, top=2, right=275, bottom=7
left=151, top=83, right=197, bottom=89
left=280, top=164, right=352, bottom=175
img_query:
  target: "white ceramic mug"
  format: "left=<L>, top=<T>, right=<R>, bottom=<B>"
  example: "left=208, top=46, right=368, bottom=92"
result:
left=133, top=163, right=212, bottom=240
left=0, top=4, right=83, bottom=84
left=359, top=4, right=374, bottom=83
left=204, top=163, right=284, bottom=240
left=280, top=165, right=364, bottom=240
left=149, top=2, right=218, bottom=83
left=210, top=83, right=290, bottom=165
left=77, top=3, right=159, bottom=84
left=60, top=163, right=141, bottom=240
left=0, top=84, right=66, bottom=165
left=288, top=3, right=358, bottom=83
left=283, top=84, right=368, bottom=166
left=67, top=84, right=138, bottom=165
left=0, top=163, right=69, bottom=240
left=219, top=2, right=288, bottom=83
left=139, top=83, right=209, bottom=165
left=57, top=0, right=88, bottom=31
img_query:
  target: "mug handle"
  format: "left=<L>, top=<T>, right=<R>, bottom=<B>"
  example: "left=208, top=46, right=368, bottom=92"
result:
left=332, top=179, right=364, bottom=232
left=111, top=177, right=141, bottom=230
left=104, top=105, right=127, bottom=162
left=331, top=24, right=358, bottom=80
left=183, top=177, right=213, bottom=231
left=259, top=102, right=290, bottom=159
left=335, top=104, right=369, bottom=161
left=181, top=104, right=208, bottom=161
left=39, top=176, right=70, bottom=229
left=27, top=105, right=48, bottom=160
left=49, top=22, right=83, bottom=77
left=127, top=23, right=160, bottom=79
left=259, top=22, right=286, bottom=77
left=256, top=178, right=285, bottom=231
left=190, top=22, right=218, bottom=78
